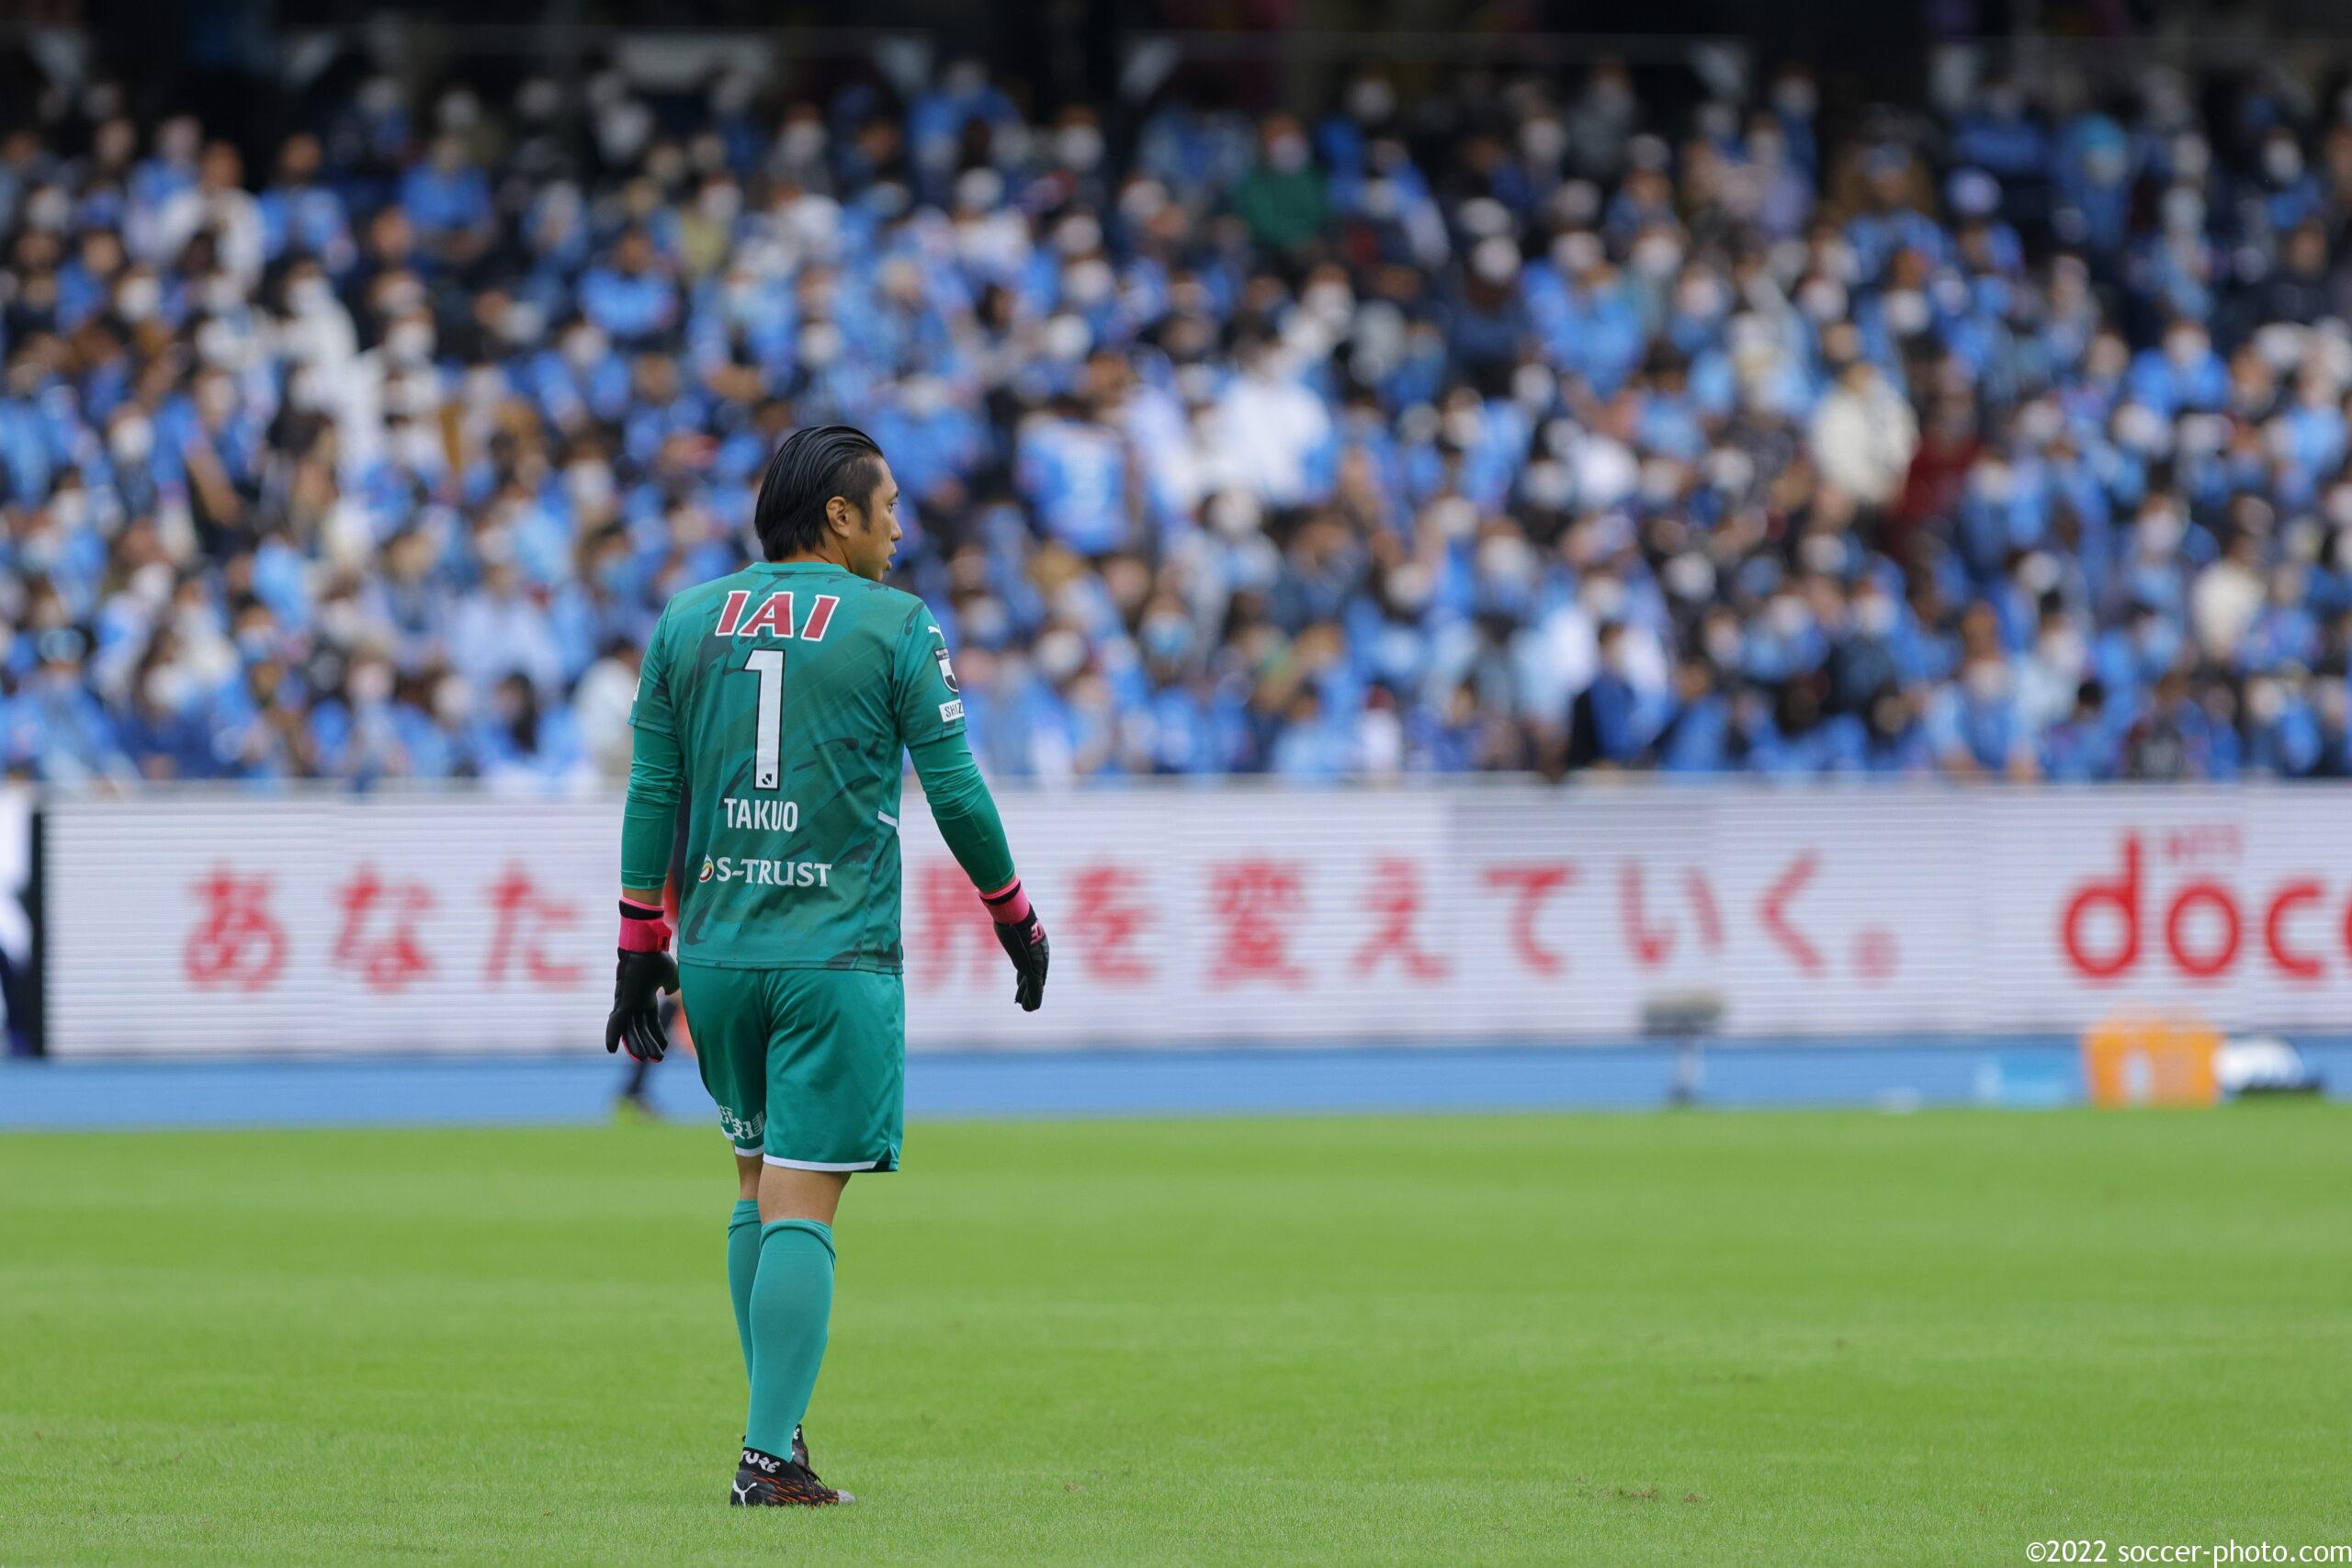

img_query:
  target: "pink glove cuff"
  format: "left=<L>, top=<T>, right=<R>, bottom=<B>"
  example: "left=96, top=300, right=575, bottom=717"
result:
left=978, top=877, right=1032, bottom=925
left=618, top=897, right=673, bottom=953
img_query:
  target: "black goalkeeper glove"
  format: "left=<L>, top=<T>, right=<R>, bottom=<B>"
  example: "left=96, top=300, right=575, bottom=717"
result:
left=981, top=878, right=1049, bottom=1012
left=605, top=898, right=680, bottom=1062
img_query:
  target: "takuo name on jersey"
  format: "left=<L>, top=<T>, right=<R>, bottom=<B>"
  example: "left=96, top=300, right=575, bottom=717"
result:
left=722, top=796, right=800, bottom=832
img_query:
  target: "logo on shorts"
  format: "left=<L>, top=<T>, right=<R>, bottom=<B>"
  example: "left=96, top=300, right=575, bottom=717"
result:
left=698, top=856, right=715, bottom=882
left=719, top=1106, right=765, bottom=1145
left=933, top=648, right=959, bottom=692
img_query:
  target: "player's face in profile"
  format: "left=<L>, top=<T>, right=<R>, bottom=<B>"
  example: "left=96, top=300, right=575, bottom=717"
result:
left=842, top=459, right=902, bottom=581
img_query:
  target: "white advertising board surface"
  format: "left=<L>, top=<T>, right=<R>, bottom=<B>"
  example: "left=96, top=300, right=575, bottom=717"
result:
left=40, top=785, right=2352, bottom=1055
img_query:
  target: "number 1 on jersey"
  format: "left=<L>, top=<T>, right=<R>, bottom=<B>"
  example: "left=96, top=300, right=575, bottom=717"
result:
left=745, top=648, right=785, bottom=789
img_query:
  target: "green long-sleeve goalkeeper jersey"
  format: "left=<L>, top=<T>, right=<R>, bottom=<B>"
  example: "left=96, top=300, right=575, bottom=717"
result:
left=620, top=559, right=1015, bottom=970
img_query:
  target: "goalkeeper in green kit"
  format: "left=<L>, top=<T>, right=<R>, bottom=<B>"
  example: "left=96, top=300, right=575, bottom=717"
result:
left=605, top=426, right=1048, bottom=1507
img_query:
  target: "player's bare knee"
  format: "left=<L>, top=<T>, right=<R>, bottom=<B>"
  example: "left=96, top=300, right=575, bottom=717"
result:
left=757, top=1164, right=850, bottom=1226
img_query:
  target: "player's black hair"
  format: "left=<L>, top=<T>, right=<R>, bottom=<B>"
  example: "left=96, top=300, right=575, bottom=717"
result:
left=752, top=425, right=886, bottom=560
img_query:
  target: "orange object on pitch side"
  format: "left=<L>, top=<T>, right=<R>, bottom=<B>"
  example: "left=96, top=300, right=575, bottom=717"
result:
left=2080, top=1016, right=2221, bottom=1108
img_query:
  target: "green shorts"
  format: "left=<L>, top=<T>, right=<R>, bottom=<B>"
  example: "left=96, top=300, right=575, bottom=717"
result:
left=679, top=963, right=905, bottom=1173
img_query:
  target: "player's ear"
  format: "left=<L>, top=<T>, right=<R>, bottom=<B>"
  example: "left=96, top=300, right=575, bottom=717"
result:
left=824, top=494, right=851, bottom=536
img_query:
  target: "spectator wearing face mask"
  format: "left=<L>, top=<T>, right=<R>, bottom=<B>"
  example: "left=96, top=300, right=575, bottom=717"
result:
left=1229, top=114, right=1327, bottom=256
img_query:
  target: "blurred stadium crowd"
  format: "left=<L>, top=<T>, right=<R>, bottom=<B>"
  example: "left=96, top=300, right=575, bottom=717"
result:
left=10, top=49, right=2352, bottom=785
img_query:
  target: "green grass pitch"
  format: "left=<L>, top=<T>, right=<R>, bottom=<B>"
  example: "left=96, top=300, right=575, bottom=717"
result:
left=2, top=1105, right=2346, bottom=1566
